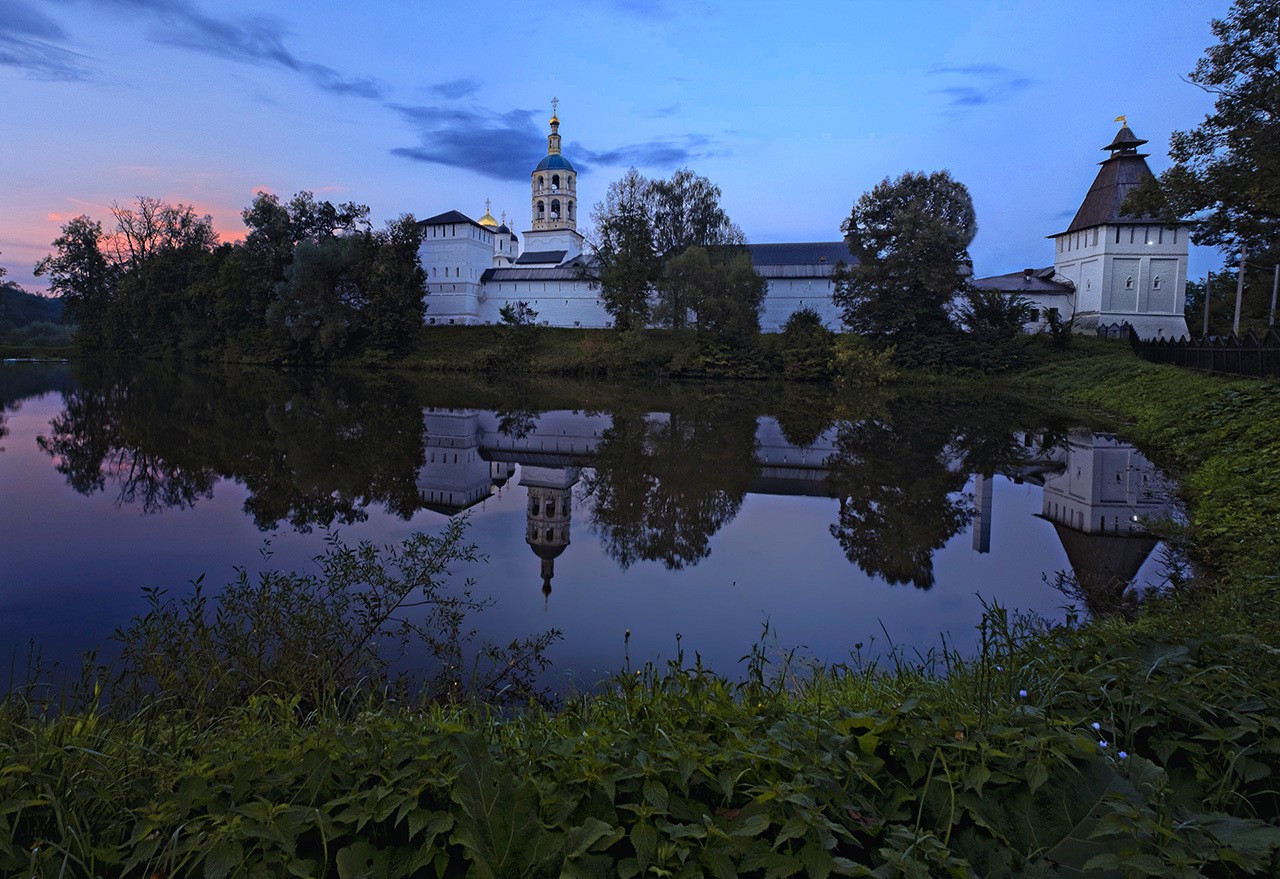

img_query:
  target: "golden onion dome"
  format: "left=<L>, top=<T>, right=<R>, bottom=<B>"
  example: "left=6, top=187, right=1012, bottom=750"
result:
left=478, top=198, right=499, bottom=227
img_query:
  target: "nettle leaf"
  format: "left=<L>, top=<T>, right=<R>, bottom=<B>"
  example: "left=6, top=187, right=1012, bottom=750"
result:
left=202, top=839, right=244, bottom=879
left=1194, top=812, right=1280, bottom=870
left=732, top=812, right=771, bottom=837
left=407, top=808, right=452, bottom=844
left=336, top=841, right=380, bottom=879
left=630, top=822, right=658, bottom=871
left=643, top=777, right=669, bottom=812
left=564, top=817, right=621, bottom=858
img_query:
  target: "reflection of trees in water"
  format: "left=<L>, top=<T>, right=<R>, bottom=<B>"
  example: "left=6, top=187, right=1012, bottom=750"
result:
left=1, top=363, right=76, bottom=455
left=585, top=394, right=760, bottom=570
left=825, top=395, right=1064, bottom=589
left=37, top=362, right=426, bottom=528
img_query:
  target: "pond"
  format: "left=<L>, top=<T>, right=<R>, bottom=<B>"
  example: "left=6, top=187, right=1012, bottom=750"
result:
left=0, top=361, right=1178, bottom=692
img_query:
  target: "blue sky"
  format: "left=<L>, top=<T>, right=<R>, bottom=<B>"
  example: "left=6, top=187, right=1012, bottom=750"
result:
left=1, top=0, right=1229, bottom=293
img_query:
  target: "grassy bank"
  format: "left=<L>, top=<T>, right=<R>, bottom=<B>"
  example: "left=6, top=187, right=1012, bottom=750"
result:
left=4, top=341, right=1280, bottom=877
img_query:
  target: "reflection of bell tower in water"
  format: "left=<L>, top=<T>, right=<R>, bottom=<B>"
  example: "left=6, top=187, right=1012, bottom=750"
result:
left=522, top=464, right=579, bottom=599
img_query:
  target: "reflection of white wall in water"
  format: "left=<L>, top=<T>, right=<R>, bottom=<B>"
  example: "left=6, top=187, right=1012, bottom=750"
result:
left=415, top=409, right=842, bottom=512
left=1039, top=430, right=1166, bottom=534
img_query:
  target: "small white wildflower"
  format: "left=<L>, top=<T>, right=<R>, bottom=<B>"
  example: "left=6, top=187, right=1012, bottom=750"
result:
left=1099, top=740, right=1108, bottom=749
left=1018, top=689, right=1028, bottom=698
left=1118, top=751, right=1128, bottom=759
left=1091, top=722, right=1101, bottom=731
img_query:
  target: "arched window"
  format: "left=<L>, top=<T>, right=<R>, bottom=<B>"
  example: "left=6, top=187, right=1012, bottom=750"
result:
left=551, top=199, right=561, bottom=219
left=1153, top=275, right=1162, bottom=290
left=551, top=174, right=560, bottom=191
left=567, top=200, right=575, bottom=220
left=1125, top=276, right=1134, bottom=290
left=537, top=176, right=544, bottom=192
left=537, top=201, right=545, bottom=219
left=546, top=500, right=556, bottom=517
left=532, top=500, right=540, bottom=516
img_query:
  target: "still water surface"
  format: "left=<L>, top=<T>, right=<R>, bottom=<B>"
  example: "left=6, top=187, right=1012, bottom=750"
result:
left=0, top=361, right=1175, bottom=690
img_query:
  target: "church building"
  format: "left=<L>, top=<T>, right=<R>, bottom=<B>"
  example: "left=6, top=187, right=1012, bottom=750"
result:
left=974, top=123, right=1191, bottom=340
left=417, top=105, right=848, bottom=330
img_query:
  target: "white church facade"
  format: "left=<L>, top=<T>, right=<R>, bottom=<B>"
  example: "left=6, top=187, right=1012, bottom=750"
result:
left=417, top=108, right=848, bottom=331
left=974, top=124, right=1191, bottom=340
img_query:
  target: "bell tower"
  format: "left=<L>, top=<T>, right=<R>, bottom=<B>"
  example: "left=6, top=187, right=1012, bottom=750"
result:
left=524, top=98, right=584, bottom=260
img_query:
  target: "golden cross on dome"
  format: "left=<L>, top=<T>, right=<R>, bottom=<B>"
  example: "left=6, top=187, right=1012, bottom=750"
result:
left=485, top=197, right=491, bottom=213
left=551, top=97, right=559, bottom=116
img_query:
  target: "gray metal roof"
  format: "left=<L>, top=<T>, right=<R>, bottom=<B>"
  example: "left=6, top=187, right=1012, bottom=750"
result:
left=418, top=209, right=484, bottom=229
left=746, top=242, right=853, bottom=267
left=972, top=267, right=1073, bottom=294
left=481, top=263, right=597, bottom=283
left=515, top=249, right=568, bottom=265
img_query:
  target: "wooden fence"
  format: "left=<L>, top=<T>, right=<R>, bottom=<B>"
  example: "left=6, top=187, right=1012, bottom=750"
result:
left=1101, top=322, right=1280, bottom=378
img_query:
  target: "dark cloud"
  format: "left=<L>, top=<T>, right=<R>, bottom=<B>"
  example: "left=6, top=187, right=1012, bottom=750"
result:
left=927, top=63, right=1033, bottom=110
left=575, top=134, right=723, bottom=169
left=390, top=104, right=725, bottom=180
left=0, top=35, right=91, bottom=81
left=0, top=1, right=91, bottom=80
left=3, top=1, right=70, bottom=40
left=653, top=103, right=681, bottom=118
left=66, top=0, right=383, bottom=97
left=430, top=78, right=481, bottom=99
left=390, top=105, right=544, bottom=181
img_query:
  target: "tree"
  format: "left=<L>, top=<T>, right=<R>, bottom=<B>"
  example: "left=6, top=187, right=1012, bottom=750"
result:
left=650, top=169, right=745, bottom=330
left=589, top=169, right=659, bottom=330
left=590, top=167, right=752, bottom=332
left=359, top=215, right=426, bottom=353
left=778, top=307, right=836, bottom=380
left=1124, top=0, right=1280, bottom=256
left=34, top=216, right=118, bottom=347
left=107, top=196, right=217, bottom=269
left=834, top=170, right=977, bottom=347
left=650, top=168, right=745, bottom=262
left=957, top=289, right=1034, bottom=340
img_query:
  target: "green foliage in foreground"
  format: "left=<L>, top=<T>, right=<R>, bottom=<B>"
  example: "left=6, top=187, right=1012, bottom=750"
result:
left=5, top=610, right=1280, bottom=878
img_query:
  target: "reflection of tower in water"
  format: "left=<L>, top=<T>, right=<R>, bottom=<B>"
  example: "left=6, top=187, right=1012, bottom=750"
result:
left=521, top=465, right=579, bottom=600
left=1034, top=430, right=1170, bottom=613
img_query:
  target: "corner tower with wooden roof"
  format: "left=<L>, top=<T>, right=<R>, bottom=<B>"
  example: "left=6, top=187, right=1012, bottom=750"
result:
left=1049, top=122, right=1190, bottom=339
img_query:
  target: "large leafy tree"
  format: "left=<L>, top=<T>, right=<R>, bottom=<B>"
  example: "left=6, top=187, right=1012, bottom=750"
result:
left=1125, top=0, right=1280, bottom=256
left=590, top=169, right=659, bottom=331
left=34, top=216, right=118, bottom=348
left=833, top=170, right=977, bottom=347
left=590, top=167, right=756, bottom=334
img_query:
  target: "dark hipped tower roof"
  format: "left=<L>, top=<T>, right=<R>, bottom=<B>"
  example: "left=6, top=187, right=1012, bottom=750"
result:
left=1059, top=126, right=1163, bottom=234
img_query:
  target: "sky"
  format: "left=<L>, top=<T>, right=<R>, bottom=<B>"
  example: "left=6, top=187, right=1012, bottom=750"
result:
left=1, top=0, right=1232, bottom=294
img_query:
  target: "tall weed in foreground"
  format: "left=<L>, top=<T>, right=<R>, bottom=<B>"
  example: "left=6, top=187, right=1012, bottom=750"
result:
left=101, top=518, right=561, bottom=719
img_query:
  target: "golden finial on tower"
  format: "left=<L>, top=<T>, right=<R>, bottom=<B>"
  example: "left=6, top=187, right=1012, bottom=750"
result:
left=1114, top=115, right=1128, bottom=126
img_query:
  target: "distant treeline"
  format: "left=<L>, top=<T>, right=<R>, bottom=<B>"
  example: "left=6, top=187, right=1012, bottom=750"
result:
left=35, top=194, right=425, bottom=362
left=0, top=281, right=71, bottom=347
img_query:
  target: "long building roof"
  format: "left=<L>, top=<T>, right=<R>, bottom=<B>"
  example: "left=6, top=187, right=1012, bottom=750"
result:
left=972, top=266, right=1073, bottom=294
left=745, top=242, right=852, bottom=267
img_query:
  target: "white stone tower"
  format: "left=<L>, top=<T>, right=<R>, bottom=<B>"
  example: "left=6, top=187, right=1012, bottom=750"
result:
left=523, top=99, right=584, bottom=260
left=1050, top=122, right=1190, bottom=339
